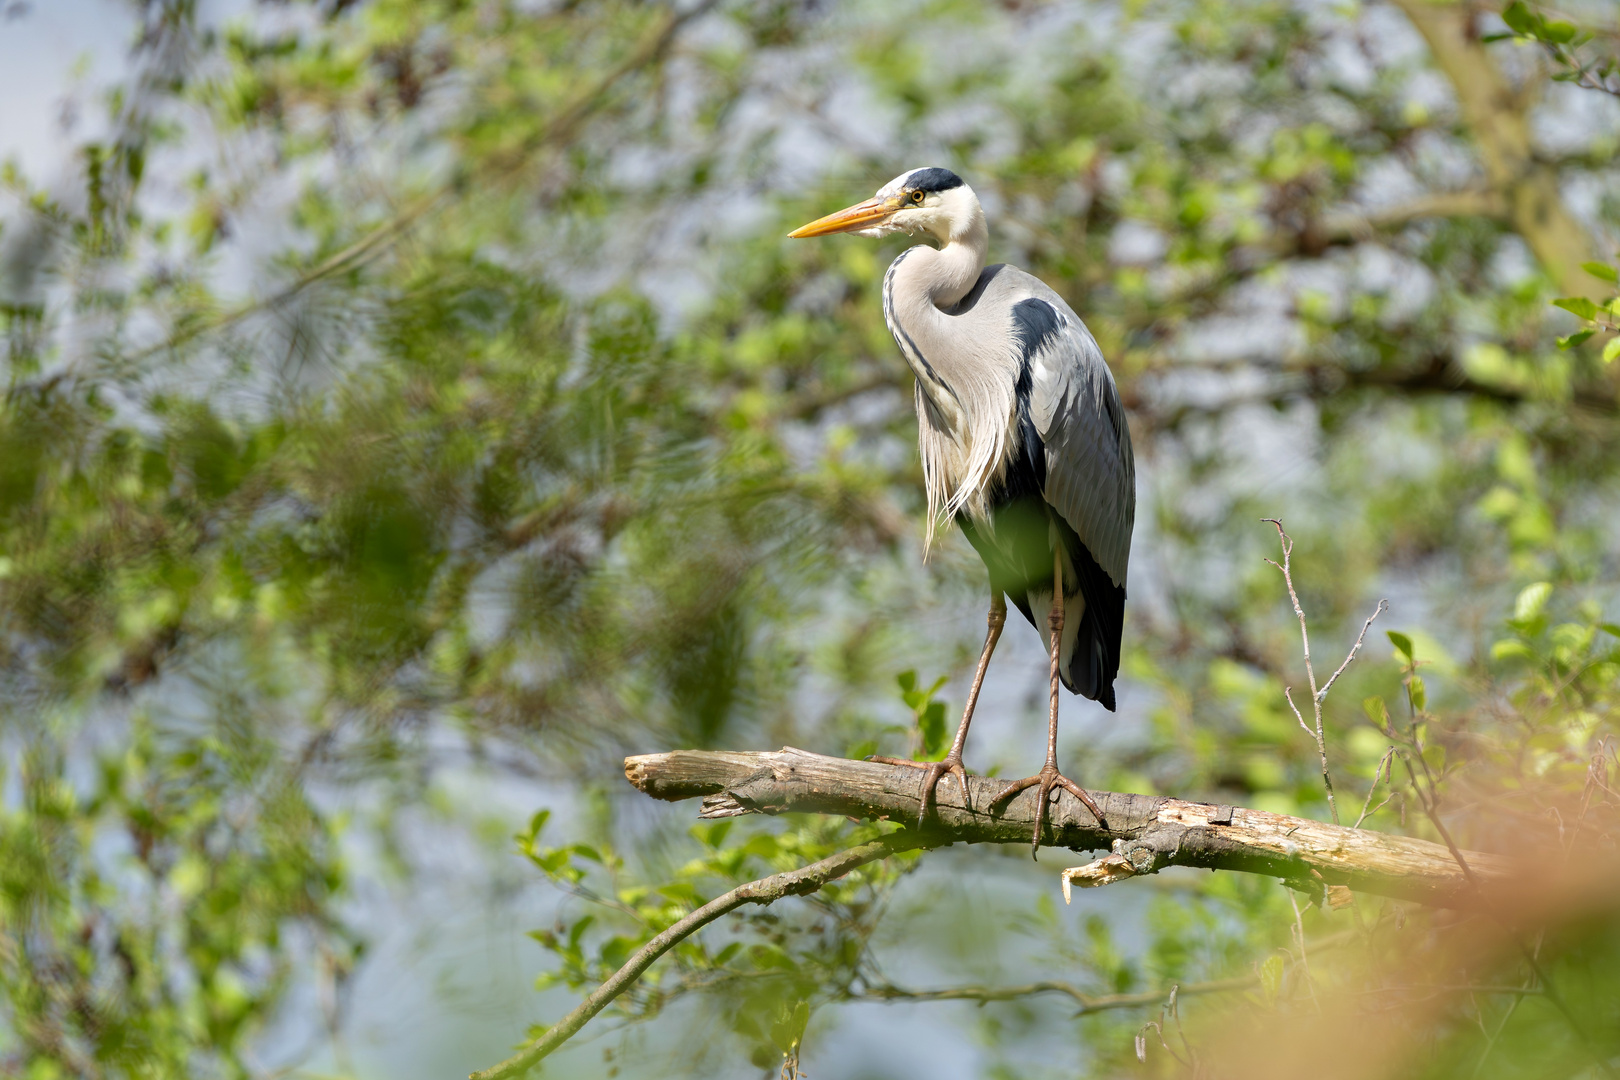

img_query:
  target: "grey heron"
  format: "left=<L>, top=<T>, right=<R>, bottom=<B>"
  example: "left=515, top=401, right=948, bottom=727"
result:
left=790, top=167, right=1135, bottom=856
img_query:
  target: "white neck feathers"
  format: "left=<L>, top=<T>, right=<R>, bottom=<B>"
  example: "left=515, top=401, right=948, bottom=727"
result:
left=880, top=193, right=1012, bottom=556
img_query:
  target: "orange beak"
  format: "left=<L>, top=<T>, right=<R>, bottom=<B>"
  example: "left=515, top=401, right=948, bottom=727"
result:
left=788, top=195, right=901, bottom=238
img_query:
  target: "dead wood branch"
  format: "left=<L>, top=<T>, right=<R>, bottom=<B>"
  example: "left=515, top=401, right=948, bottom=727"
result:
left=624, top=747, right=1514, bottom=907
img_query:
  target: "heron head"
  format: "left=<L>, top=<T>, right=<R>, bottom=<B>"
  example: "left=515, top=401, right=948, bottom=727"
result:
left=789, top=167, right=976, bottom=244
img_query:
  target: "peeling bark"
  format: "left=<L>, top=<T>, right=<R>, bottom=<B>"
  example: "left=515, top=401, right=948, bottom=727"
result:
left=624, top=747, right=1514, bottom=907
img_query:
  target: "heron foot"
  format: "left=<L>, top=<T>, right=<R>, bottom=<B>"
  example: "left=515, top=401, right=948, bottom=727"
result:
left=866, top=754, right=971, bottom=826
left=989, top=764, right=1106, bottom=859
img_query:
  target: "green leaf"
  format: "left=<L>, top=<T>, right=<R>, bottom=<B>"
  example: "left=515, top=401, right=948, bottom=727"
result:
left=1363, top=696, right=1391, bottom=731
left=743, top=834, right=780, bottom=859
left=1407, top=674, right=1426, bottom=712
left=657, top=881, right=702, bottom=904
left=1387, top=631, right=1414, bottom=662
left=529, top=848, right=571, bottom=875
left=896, top=669, right=916, bottom=695
left=846, top=739, right=878, bottom=760
left=919, top=699, right=947, bottom=758
left=1604, top=338, right=1620, bottom=365
left=770, top=1000, right=811, bottom=1053
left=567, top=915, right=595, bottom=952
left=1500, top=0, right=1538, bottom=35
left=1553, top=297, right=1600, bottom=321
left=748, top=942, right=799, bottom=971
left=600, top=934, right=637, bottom=970
left=1582, top=262, right=1619, bottom=284
left=1490, top=639, right=1535, bottom=662
left=1557, top=329, right=1595, bottom=349
left=694, top=819, right=733, bottom=849
left=1259, top=953, right=1285, bottom=1006
left=1541, top=19, right=1577, bottom=44
left=1514, top=581, right=1552, bottom=622
left=519, top=808, right=551, bottom=847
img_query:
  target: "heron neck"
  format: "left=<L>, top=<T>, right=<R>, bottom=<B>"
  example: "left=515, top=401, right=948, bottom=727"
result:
left=883, top=212, right=1009, bottom=545
left=884, top=213, right=991, bottom=399
left=912, top=214, right=988, bottom=309
left=884, top=207, right=1004, bottom=443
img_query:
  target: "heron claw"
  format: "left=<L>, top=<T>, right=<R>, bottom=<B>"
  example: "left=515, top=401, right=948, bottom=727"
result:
left=989, top=763, right=1105, bottom=859
left=866, top=754, right=971, bottom=825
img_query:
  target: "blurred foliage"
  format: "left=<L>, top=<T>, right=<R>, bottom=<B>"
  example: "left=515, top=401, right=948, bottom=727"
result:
left=1499, top=0, right=1620, bottom=96
left=2, top=0, right=1620, bottom=1077
left=518, top=811, right=918, bottom=1074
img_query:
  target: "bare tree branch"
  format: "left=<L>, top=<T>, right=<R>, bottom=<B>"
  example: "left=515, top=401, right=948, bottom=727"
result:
left=624, top=747, right=1515, bottom=906
left=1355, top=747, right=1399, bottom=829
left=1320, top=599, right=1389, bottom=703
left=1313, top=189, right=1508, bottom=246
left=851, top=976, right=1253, bottom=1012
left=1263, top=519, right=1385, bottom=826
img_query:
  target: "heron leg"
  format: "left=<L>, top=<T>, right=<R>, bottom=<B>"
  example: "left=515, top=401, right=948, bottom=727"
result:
left=869, top=592, right=1006, bottom=826
left=989, top=548, right=1107, bottom=858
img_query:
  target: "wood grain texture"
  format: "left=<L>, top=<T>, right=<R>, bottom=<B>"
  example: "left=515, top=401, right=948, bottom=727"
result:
left=624, top=746, right=1514, bottom=906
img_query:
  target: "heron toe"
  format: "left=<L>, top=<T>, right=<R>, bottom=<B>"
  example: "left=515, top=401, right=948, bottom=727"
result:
left=867, top=754, right=971, bottom=825
left=990, top=763, right=1105, bottom=858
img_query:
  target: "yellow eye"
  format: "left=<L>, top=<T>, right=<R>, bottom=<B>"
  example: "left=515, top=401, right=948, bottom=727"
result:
left=911, top=191, right=925, bottom=204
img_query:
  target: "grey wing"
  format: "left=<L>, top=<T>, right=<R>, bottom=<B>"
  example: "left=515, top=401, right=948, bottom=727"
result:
left=1009, top=289, right=1135, bottom=708
left=1015, top=297, right=1135, bottom=588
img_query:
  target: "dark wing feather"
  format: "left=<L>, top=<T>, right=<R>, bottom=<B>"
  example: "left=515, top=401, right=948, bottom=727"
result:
left=1010, top=289, right=1135, bottom=707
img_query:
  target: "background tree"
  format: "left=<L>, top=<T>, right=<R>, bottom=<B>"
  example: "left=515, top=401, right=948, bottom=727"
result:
left=1, top=0, right=1618, bottom=1077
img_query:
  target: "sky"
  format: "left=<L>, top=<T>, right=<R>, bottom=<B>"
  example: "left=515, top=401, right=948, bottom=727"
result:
left=0, top=0, right=136, bottom=181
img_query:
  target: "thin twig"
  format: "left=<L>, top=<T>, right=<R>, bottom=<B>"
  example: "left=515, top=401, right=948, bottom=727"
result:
left=1400, top=751, right=1477, bottom=888
left=1354, top=748, right=1398, bottom=829
left=1264, top=520, right=1385, bottom=825
left=1319, top=599, right=1389, bottom=702
left=1167, top=984, right=1199, bottom=1069
left=1287, top=891, right=1321, bottom=1014
left=854, top=975, right=1252, bottom=1013
left=469, top=834, right=922, bottom=1080
left=1391, top=639, right=1473, bottom=883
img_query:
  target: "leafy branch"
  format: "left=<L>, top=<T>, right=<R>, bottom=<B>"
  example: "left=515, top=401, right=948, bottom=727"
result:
left=1553, top=262, right=1620, bottom=361
left=1497, top=1, right=1620, bottom=98
left=471, top=832, right=926, bottom=1080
